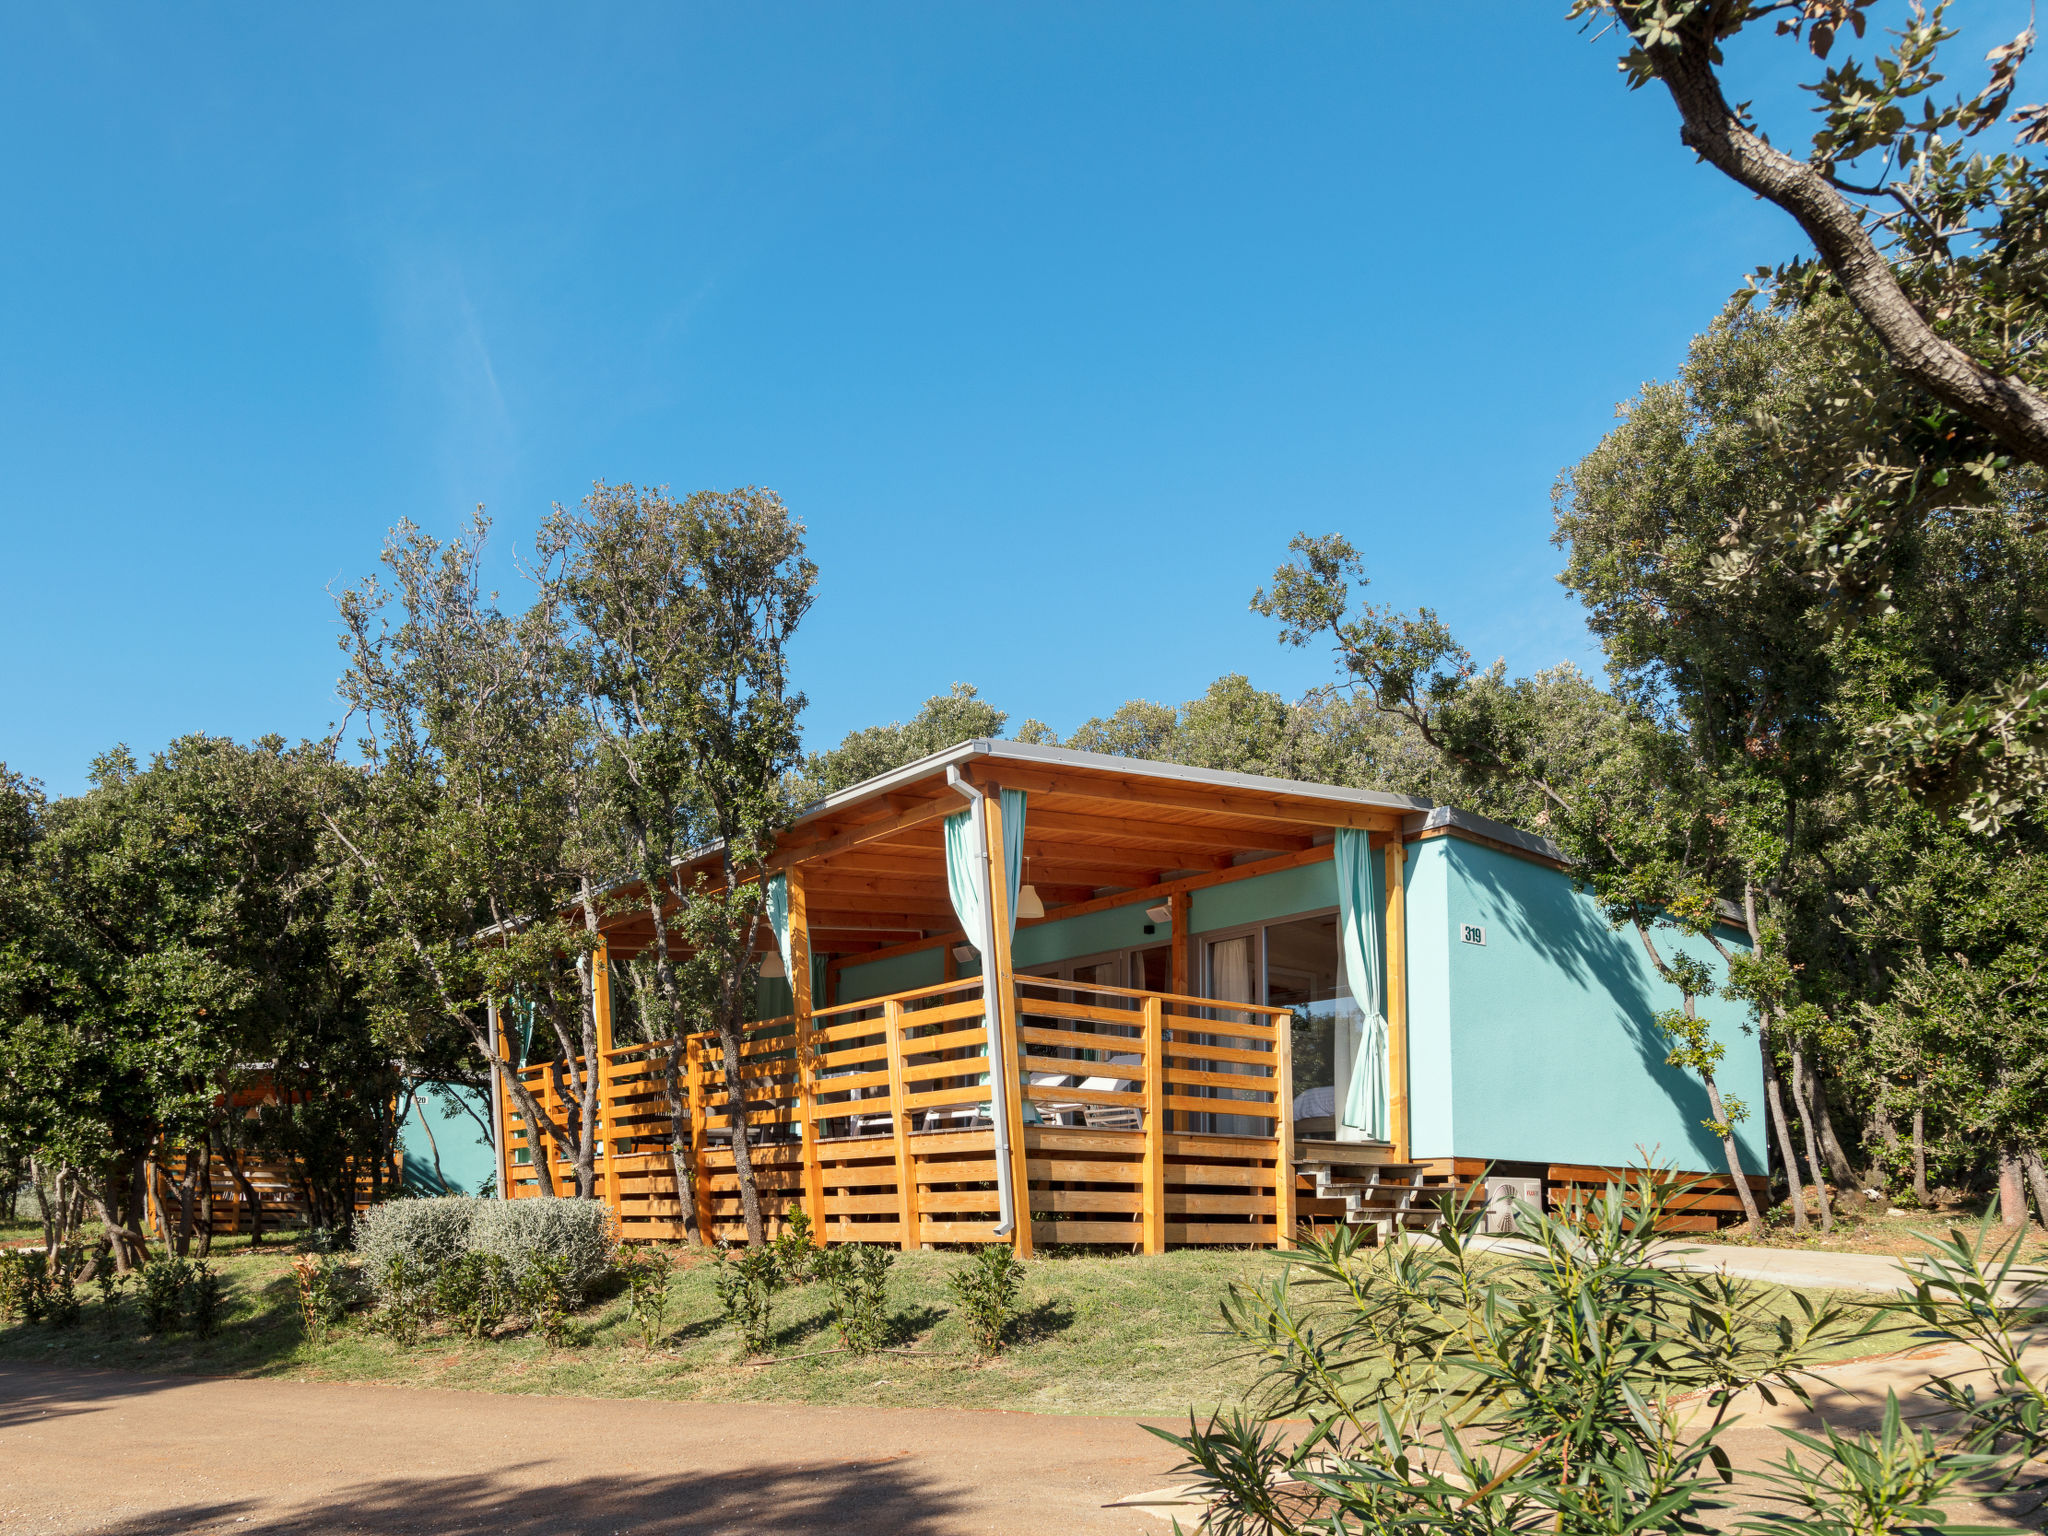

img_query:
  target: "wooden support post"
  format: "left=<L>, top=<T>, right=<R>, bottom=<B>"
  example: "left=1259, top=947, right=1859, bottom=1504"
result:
left=789, top=866, right=828, bottom=1246
left=1169, top=891, right=1190, bottom=994
left=1168, top=891, right=1190, bottom=1138
left=1385, top=840, right=1411, bottom=1163
left=686, top=1034, right=714, bottom=1241
left=594, top=941, right=621, bottom=1220
left=882, top=997, right=920, bottom=1251
left=1142, top=994, right=1166, bottom=1255
left=983, top=790, right=1033, bottom=1257
left=1275, top=1000, right=1297, bottom=1248
left=489, top=997, right=510, bottom=1200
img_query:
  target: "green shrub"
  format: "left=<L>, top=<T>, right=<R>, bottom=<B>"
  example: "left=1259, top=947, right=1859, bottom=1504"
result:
left=373, top=1254, right=435, bottom=1347
left=470, top=1198, right=614, bottom=1305
left=188, top=1262, right=224, bottom=1338
left=947, top=1245, right=1023, bottom=1357
left=139, top=1257, right=192, bottom=1334
left=516, top=1253, right=574, bottom=1347
left=714, top=1245, right=781, bottom=1356
left=43, top=1247, right=82, bottom=1329
left=816, top=1243, right=894, bottom=1354
left=0, top=1250, right=29, bottom=1322
left=355, top=1197, right=482, bottom=1281
left=93, top=1254, right=128, bottom=1328
left=614, top=1245, right=673, bottom=1352
left=292, top=1253, right=359, bottom=1342
left=771, top=1208, right=816, bottom=1283
left=434, top=1251, right=514, bottom=1340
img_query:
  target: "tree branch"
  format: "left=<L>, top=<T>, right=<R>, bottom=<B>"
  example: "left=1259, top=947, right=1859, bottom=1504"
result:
left=1649, top=20, right=2048, bottom=465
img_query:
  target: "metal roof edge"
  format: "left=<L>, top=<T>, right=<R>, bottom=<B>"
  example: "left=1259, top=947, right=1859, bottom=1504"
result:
left=1402, top=805, right=1565, bottom=864
left=1402, top=806, right=1751, bottom=933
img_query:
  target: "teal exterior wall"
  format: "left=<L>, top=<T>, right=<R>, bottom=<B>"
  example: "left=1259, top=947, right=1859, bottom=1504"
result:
left=1014, top=901, right=1164, bottom=964
left=1404, top=839, right=1458, bottom=1157
left=820, top=832, right=1765, bottom=1177
left=837, top=945, right=945, bottom=1003
left=1190, top=861, right=1337, bottom=934
left=400, top=1085, right=496, bottom=1196
left=1417, top=836, right=1764, bottom=1173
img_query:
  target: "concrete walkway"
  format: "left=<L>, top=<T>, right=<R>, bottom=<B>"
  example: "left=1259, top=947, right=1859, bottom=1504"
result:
left=0, top=1364, right=1185, bottom=1535
left=1451, top=1232, right=2047, bottom=1297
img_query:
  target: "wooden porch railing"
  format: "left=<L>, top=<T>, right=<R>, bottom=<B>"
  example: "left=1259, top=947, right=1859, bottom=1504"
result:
left=500, top=975, right=1298, bottom=1251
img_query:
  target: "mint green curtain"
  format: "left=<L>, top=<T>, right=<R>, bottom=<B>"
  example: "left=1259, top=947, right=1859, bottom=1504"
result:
left=943, top=789, right=1034, bottom=1122
left=1335, top=828, right=1390, bottom=1141
left=943, top=787, right=1027, bottom=946
left=765, top=871, right=794, bottom=980
left=943, top=815, right=984, bottom=960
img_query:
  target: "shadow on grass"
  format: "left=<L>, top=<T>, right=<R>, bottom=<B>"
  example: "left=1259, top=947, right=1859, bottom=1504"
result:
left=885, top=1303, right=948, bottom=1346
left=1012, top=1298, right=1076, bottom=1344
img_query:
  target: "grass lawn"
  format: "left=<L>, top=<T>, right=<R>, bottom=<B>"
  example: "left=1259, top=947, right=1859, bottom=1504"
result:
left=0, top=1232, right=1936, bottom=1419
left=0, top=1239, right=1289, bottom=1417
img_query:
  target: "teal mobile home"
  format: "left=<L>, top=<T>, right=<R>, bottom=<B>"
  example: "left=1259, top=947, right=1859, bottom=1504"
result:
left=498, top=741, right=1766, bottom=1248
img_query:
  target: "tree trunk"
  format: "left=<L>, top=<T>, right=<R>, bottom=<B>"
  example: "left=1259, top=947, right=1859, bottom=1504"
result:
left=720, top=1019, right=767, bottom=1247
left=2020, top=1149, right=2048, bottom=1232
left=1868, top=1097, right=1901, bottom=1190
left=1761, top=1026, right=1809, bottom=1231
left=483, top=1042, right=562, bottom=1198
left=142, top=1157, right=167, bottom=1251
left=1997, top=1144, right=2028, bottom=1228
left=1912, top=1084, right=1930, bottom=1205
left=91, top=1173, right=150, bottom=1272
left=1787, top=1038, right=1835, bottom=1233
left=1703, top=1069, right=1764, bottom=1232
left=173, top=1147, right=197, bottom=1259
left=662, top=1042, right=706, bottom=1248
left=224, top=1148, right=263, bottom=1246
left=193, top=1129, right=215, bottom=1259
left=1809, top=1059, right=1859, bottom=1190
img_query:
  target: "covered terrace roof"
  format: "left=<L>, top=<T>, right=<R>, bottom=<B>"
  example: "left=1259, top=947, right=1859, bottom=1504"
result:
left=596, top=739, right=1431, bottom=960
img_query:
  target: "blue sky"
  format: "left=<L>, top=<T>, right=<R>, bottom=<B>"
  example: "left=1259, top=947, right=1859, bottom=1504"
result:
left=3, top=4, right=2031, bottom=794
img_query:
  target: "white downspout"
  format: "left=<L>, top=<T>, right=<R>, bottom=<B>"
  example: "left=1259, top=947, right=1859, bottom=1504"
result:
left=947, top=766, right=1018, bottom=1239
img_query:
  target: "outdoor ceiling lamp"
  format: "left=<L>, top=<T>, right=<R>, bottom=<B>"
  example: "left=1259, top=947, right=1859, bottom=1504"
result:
left=758, top=952, right=784, bottom=978
left=1146, top=903, right=1172, bottom=924
left=1015, top=855, right=1046, bottom=921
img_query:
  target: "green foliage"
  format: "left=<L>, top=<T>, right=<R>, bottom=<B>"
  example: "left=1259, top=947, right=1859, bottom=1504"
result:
left=549, top=482, right=818, bottom=1245
left=796, top=684, right=1007, bottom=801
left=516, top=1253, right=575, bottom=1348
left=138, top=1256, right=191, bottom=1334
left=1575, top=0, right=2048, bottom=830
left=0, top=1250, right=27, bottom=1323
left=41, top=1246, right=81, bottom=1328
left=92, top=1253, right=127, bottom=1327
left=946, top=1245, right=1023, bottom=1358
left=433, top=1251, right=515, bottom=1340
left=770, top=1208, right=815, bottom=1284
left=612, top=1245, right=672, bottom=1353
left=714, top=1245, right=781, bottom=1356
left=355, top=1196, right=483, bottom=1279
left=371, top=1254, right=435, bottom=1347
left=815, top=1243, right=895, bottom=1355
left=187, top=1261, right=224, bottom=1337
left=469, top=1197, right=614, bottom=1305
left=1155, top=1175, right=1875, bottom=1535
left=291, top=1252, right=357, bottom=1342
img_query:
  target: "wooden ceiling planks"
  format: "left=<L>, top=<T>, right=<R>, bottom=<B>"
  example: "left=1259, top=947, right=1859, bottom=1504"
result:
left=584, top=750, right=1403, bottom=963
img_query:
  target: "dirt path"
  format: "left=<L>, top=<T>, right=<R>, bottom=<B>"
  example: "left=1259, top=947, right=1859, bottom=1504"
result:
left=0, top=1364, right=1186, bottom=1535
